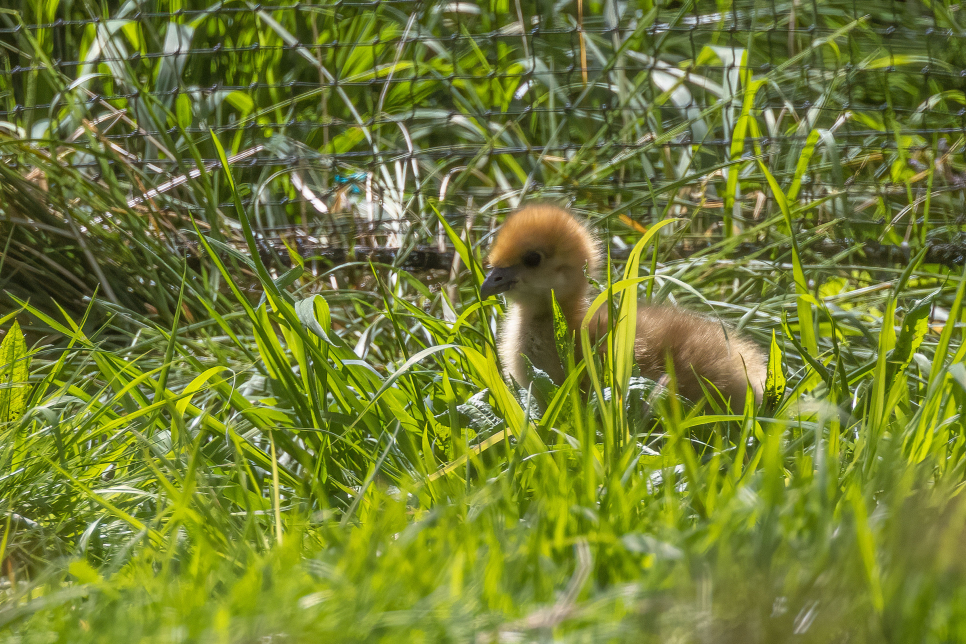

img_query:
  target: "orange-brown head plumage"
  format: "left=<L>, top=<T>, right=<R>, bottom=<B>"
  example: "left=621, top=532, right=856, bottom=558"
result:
left=480, top=205, right=600, bottom=311
left=487, top=204, right=599, bottom=272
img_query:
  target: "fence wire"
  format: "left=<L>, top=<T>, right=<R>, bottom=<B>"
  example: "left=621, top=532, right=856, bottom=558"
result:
left=2, top=0, right=966, bottom=260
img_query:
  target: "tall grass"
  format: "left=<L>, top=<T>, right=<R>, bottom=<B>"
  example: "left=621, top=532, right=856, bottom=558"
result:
left=2, top=183, right=965, bottom=639
left=2, top=0, right=966, bottom=641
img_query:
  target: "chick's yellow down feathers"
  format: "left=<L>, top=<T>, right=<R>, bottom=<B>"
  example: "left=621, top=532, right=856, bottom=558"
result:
left=480, top=205, right=766, bottom=409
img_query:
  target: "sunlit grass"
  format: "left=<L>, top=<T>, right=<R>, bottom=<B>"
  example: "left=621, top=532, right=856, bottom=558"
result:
left=2, top=195, right=965, bottom=639
left=3, top=0, right=966, bottom=641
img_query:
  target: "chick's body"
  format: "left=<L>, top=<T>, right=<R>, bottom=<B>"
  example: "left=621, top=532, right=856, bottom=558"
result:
left=481, top=205, right=766, bottom=408
left=599, top=306, right=765, bottom=407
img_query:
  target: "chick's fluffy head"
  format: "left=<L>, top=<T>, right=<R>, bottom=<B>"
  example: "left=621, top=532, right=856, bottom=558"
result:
left=487, top=205, right=600, bottom=273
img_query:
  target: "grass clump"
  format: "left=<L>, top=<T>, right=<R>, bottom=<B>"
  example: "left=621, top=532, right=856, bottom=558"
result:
left=2, top=204, right=965, bottom=640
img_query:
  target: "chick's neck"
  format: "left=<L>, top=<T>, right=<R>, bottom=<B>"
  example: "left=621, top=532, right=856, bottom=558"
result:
left=509, top=281, right=590, bottom=333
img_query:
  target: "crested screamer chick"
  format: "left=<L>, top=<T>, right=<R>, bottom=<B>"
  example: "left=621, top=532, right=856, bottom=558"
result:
left=479, top=204, right=766, bottom=409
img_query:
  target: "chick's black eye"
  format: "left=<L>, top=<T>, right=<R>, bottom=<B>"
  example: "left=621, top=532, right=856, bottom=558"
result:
left=522, top=251, right=542, bottom=268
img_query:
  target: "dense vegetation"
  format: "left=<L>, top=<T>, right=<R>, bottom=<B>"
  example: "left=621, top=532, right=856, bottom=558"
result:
left=2, top=0, right=966, bottom=641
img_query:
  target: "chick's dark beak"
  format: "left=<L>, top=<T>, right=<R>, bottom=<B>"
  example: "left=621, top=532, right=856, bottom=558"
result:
left=480, top=265, right=520, bottom=299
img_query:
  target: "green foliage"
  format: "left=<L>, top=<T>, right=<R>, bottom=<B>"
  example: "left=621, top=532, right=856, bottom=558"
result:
left=3, top=0, right=966, bottom=327
left=0, top=319, right=29, bottom=425
left=1, top=209, right=965, bottom=639
left=2, top=0, right=966, bottom=641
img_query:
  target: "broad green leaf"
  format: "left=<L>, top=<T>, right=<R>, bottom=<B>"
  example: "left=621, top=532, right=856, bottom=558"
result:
left=787, top=129, right=822, bottom=202
left=296, top=295, right=335, bottom=345
left=891, top=296, right=932, bottom=375
left=0, top=321, right=30, bottom=425
left=758, top=160, right=817, bottom=355
left=765, top=329, right=786, bottom=407
left=551, top=291, right=572, bottom=375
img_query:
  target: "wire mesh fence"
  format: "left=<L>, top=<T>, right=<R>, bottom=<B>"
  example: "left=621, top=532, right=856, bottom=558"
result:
left=2, top=0, right=966, bottom=272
